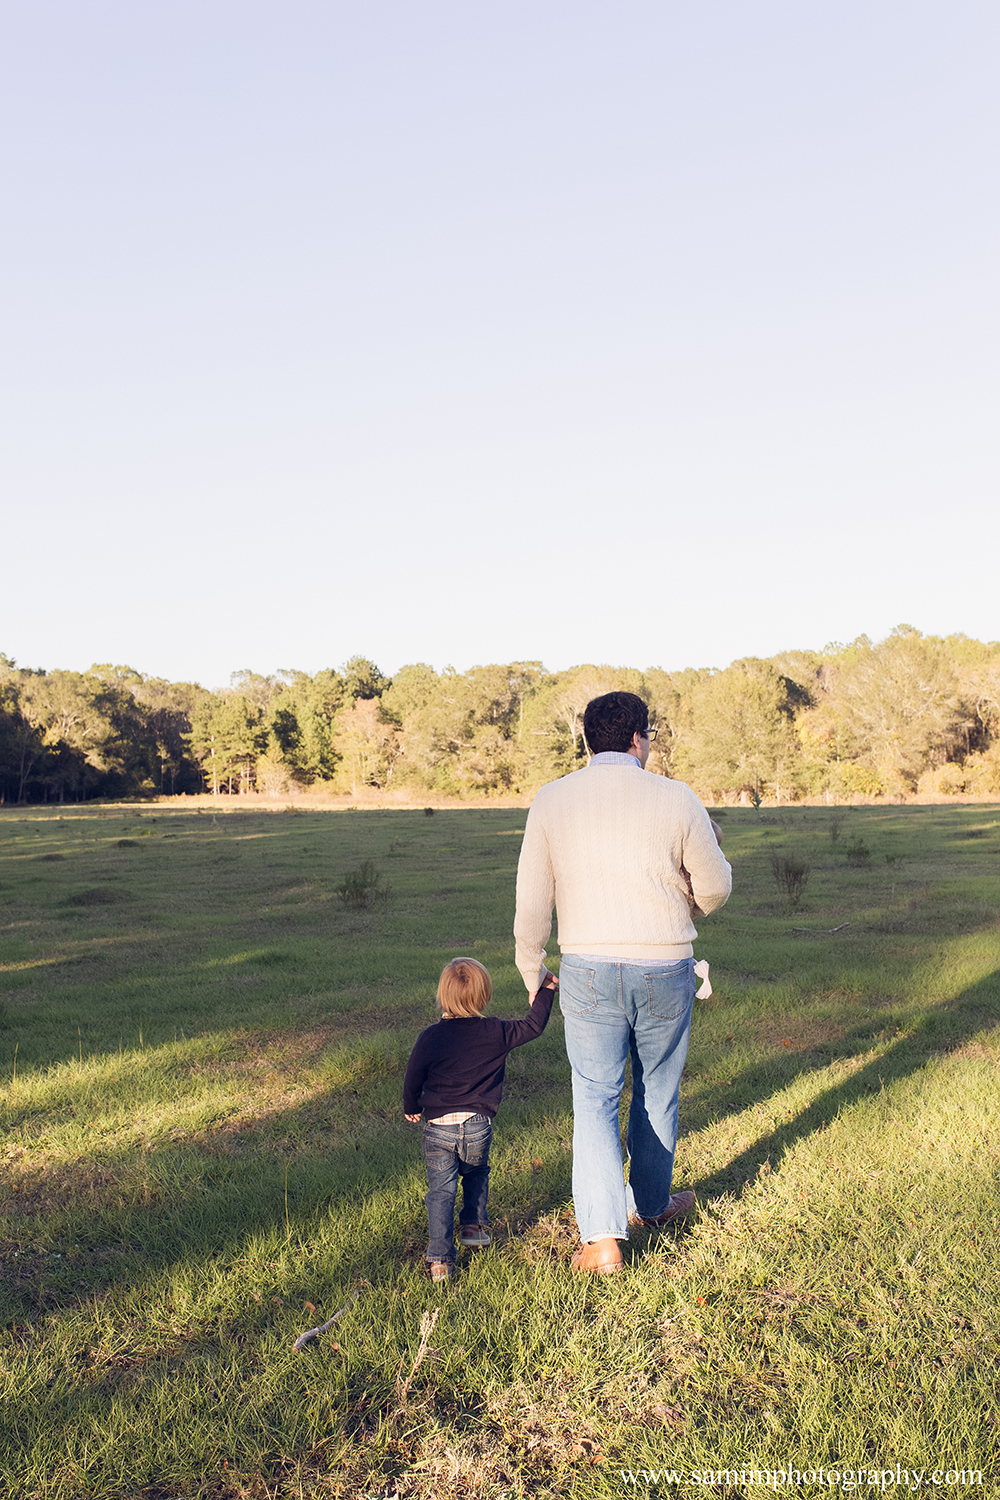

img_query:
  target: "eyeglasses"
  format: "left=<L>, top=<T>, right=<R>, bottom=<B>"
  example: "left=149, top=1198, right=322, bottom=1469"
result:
left=641, top=727, right=658, bottom=741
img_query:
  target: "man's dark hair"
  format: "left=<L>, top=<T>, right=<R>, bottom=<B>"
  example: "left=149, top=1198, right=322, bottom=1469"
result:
left=583, top=692, right=650, bottom=755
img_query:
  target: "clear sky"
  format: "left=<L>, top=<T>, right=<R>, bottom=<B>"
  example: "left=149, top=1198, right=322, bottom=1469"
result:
left=2, top=2, right=997, bottom=690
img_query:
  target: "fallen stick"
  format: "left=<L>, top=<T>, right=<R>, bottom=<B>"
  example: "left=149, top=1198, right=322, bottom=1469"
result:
left=791, top=922, right=851, bottom=934
left=292, top=1289, right=360, bottom=1352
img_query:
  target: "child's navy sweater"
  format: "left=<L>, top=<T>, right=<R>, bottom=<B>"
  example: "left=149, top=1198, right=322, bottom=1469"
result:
left=402, top=988, right=554, bottom=1120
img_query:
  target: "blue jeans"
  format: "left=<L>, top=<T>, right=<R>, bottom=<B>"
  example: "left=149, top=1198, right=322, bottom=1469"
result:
left=558, top=955, right=695, bottom=1243
left=421, top=1115, right=492, bottom=1263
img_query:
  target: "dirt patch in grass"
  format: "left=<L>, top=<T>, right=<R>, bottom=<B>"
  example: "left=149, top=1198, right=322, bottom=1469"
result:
left=946, top=1034, right=1000, bottom=1062
left=199, top=1015, right=413, bottom=1074
left=259, top=1022, right=354, bottom=1068
left=320, top=1382, right=606, bottom=1500
left=148, top=1391, right=603, bottom=1500
left=514, top=1206, right=580, bottom=1265
left=743, top=1017, right=846, bottom=1053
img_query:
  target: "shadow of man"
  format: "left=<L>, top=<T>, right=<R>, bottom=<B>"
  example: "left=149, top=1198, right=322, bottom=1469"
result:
left=696, top=966, right=1000, bottom=1200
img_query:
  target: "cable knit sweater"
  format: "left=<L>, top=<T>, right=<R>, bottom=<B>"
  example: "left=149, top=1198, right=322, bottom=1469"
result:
left=514, top=758, right=732, bottom=993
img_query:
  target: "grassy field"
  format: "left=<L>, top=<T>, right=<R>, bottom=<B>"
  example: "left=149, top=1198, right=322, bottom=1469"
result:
left=1, top=800, right=999, bottom=1499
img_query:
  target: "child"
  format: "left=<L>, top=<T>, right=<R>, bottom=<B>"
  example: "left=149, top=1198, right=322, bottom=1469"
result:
left=403, top=957, right=557, bottom=1281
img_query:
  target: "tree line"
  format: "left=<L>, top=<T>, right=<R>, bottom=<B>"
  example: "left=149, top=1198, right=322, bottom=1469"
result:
left=2, top=628, right=999, bottom=806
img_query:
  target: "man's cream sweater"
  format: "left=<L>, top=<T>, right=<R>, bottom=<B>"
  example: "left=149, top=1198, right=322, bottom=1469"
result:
left=514, top=759, right=732, bottom=992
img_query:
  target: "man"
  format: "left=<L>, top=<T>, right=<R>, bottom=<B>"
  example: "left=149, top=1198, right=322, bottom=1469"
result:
left=514, top=691, right=731, bottom=1274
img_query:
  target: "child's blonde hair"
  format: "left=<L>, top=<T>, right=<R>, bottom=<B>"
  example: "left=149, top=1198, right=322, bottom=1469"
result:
left=437, top=957, right=492, bottom=1018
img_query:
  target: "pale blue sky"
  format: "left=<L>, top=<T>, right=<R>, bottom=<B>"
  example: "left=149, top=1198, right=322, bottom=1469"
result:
left=2, top=2, right=997, bottom=688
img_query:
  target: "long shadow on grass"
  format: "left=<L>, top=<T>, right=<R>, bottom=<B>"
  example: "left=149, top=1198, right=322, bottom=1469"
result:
left=692, top=967, right=1000, bottom=1200
left=0, top=1072, right=571, bottom=1329
left=7, top=967, right=997, bottom=1323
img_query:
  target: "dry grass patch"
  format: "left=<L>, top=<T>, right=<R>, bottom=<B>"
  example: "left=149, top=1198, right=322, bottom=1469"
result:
left=742, top=1016, right=846, bottom=1053
left=949, top=1035, right=1000, bottom=1063
left=184, top=1022, right=355, bottom=1078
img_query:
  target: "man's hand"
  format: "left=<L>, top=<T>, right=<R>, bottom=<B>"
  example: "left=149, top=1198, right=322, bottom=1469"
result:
left=404, top=1113, right=421, bottom=1123
left=530, top=971, right=558, bottom=1005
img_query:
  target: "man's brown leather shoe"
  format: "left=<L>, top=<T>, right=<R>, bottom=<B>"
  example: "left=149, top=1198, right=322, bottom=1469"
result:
left=570, top=1236, right=624, bottom=1274
left=634, top=1190, right=696, bottom=1228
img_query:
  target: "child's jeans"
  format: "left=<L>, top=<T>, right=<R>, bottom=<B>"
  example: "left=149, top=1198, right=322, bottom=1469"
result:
left=422, top=1114, right=492, bottom=1263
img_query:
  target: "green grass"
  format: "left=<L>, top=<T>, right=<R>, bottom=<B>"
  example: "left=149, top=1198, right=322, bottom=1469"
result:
left=1, top=801, right=999, bottom=1498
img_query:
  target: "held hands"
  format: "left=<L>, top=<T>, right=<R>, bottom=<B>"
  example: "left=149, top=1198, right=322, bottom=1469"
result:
left=404, top=1113, right=421, bottom=1123
left=529, top=970, right=559, bottom=1005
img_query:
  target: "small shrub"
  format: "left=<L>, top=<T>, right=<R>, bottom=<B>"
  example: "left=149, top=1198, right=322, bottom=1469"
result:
left=424, top=807, right=435, bottom=817
left=829, top=812, right=847, bottom=845
left=336, top=860, right=388, bottom=910
left=68, top=887, right=126, bottom=906
left=845, top=837, right=871, bottom=866
left=770, top=852, right=811, bottom=909
left=251, top=949, right=294, bottom=967
left=116, top=839, right=139, bottom=848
